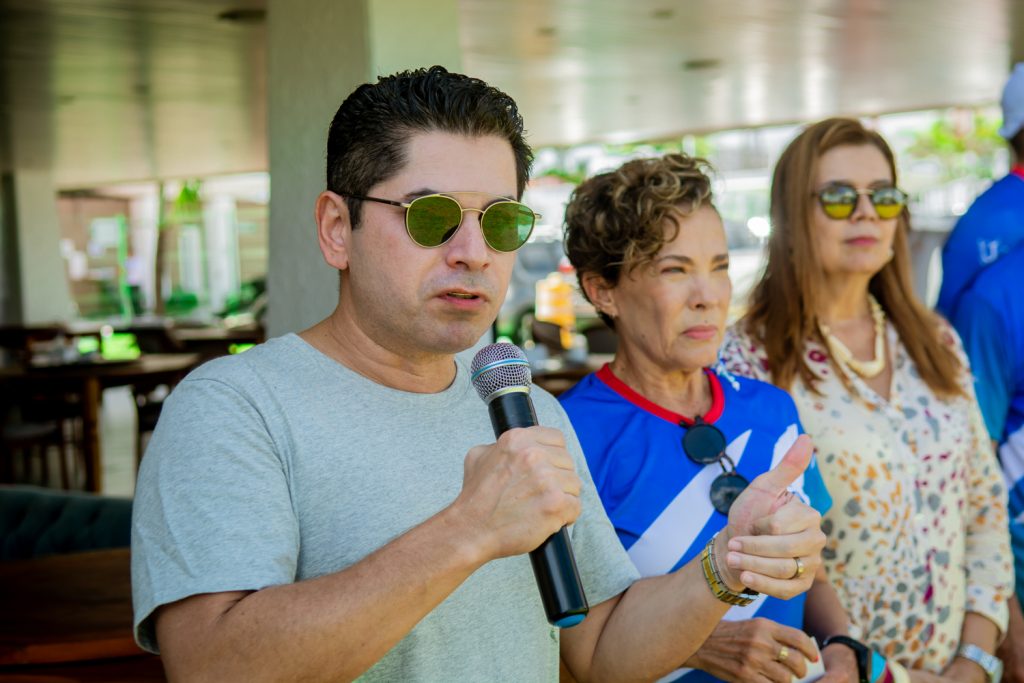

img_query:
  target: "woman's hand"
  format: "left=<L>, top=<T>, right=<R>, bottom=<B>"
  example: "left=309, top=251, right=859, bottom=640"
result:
left=815, top=642, right=859, bottom=683
left=942, top=657, right=988, bottom=683
left=910, top=661, right=987, bottom=683
left=685, top=618, right=819, bottom=682
left=721, top=435, right=826, bottom=599
left=908, top=672, right=946, bottom=683
left=998, top=595, right=1024, bottom=683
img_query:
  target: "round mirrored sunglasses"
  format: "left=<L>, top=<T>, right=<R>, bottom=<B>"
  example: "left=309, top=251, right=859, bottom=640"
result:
left=813, top=183, right=907, bottom=220
left=343, top=193, right=539, bottom=252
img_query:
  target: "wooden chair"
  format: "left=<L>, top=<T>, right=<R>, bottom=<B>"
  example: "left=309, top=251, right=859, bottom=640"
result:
left=0, top=391, right=83, bottom=490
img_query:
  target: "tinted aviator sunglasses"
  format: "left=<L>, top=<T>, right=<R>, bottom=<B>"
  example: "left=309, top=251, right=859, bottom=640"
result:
left=344, top=193, right=540, bottom=252
left=813, top=183, right=908, bottom=220
left=682, top=418, right=749, bottom=515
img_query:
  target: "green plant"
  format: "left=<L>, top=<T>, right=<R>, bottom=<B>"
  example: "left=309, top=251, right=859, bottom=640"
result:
left=173, top=179, right=203, bottom=223
left=906, top=113, right=1004, bottom=181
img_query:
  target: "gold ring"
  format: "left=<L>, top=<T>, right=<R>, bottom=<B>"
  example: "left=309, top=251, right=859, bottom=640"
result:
left=789, top=557, right=805, bottom=580
left=775, top=645, right=789, bottom=662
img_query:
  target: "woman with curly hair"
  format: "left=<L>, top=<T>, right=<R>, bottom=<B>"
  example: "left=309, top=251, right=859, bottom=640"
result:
left=559, top=153, right=852, bottom=683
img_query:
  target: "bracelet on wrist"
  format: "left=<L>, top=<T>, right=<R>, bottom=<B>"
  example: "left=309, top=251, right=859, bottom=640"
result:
left=700, top=532, right=758, bottom=607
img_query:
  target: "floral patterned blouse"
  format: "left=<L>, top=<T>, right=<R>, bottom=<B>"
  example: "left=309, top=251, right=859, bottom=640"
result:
left=721, top=320, right=1013, bottom=672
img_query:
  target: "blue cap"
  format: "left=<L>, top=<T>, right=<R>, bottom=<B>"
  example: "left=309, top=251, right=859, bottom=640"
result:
left=998, top=63, right=1024, bottom=139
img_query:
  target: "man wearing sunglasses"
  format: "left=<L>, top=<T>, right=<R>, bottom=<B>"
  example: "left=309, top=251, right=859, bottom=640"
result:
left=131, top=66, right=826, bottom=682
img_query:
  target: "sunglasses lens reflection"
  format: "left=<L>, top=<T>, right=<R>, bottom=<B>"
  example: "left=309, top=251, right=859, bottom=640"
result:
left=871, top=188, right=906, bottom=219
left=481, top=201, right=536, bottom=252
left=710, top=472, right=750, bottom=515
left=819, top=185, right=858, bottom=219
left=683, top=423, right=727, bottom=464
left=407, top=196, right=463, bottom=247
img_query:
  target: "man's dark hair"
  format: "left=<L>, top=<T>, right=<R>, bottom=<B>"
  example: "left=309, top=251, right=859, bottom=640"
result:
left=326, top=66, right=533, bottom=228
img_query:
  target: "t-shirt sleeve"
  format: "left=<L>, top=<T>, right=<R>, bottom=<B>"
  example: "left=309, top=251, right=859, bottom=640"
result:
left=532, top=389, right=640, bottom=606
left=131, top=374, right=300, bottom=653
left=953, top=293, right=1015, bottom=441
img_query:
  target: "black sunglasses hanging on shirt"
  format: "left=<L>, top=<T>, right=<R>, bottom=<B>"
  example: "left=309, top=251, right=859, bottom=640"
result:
left=681, top=417, right=749, bottom=515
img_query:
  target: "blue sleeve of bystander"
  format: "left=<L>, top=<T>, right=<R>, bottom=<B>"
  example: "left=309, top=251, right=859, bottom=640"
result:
left=953, top=293, right=1015, bottom=442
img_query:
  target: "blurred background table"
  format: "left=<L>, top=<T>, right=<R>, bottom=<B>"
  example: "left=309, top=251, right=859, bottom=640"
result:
left=169, top=322, right=263, bottom=359
left=0, top=354, right=199, bottom=491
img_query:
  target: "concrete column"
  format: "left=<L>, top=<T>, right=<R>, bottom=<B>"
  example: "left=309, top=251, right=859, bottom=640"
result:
left=11, top=169, right=76, bottom=323
left=203, top=194, right=240, bottom=313
left=265, top=0, right=460, bottom=338
left=129, top=191, right=160, bottom=312
left=0, top=42, right=76, bottom=324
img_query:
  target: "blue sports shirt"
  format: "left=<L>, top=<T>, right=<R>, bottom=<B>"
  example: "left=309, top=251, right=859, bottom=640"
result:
left=938, top=167, right=1024, bottom=320
left=560, top=365, right=832, bottom=683
left=952, top=247, right=1024, bottom=601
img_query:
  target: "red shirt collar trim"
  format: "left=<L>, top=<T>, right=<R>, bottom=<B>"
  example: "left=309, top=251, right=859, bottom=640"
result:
left=1011, top=165, right=1024, bottom=181
left=594, top=363, right=725, bottom=426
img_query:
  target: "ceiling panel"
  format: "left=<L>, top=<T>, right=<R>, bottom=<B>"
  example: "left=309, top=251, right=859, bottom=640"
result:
left=0, top=0, right=267, bottom=187
left=0, top=0, right=1018, bottom=187
left=459, top=0, right=1014, bottom=146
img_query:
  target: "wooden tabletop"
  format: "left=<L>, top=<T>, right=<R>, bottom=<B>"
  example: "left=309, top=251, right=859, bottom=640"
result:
left=0, top=353, right=200, bottom=386
left=0, top=548, right=144, bottom=666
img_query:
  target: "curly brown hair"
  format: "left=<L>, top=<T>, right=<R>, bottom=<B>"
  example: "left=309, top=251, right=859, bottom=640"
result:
left=563, top=154, right=716, bottom=328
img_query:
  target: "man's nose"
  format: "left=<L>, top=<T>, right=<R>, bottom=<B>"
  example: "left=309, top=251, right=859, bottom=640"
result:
left=444, top=208, right=491, bottom=269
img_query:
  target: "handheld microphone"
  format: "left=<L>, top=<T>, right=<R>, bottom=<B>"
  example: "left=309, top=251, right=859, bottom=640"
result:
left=470, top=343, right=589, bottom=628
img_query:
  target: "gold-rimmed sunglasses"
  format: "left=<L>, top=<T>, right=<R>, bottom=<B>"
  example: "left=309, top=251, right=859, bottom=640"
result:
left=813, top=183, right=907, bottom=220
left=344, top=193, right=540, bottom=252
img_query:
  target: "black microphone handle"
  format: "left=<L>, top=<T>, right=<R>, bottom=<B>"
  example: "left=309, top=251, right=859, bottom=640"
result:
left=487, top=390, right=589, bottom=628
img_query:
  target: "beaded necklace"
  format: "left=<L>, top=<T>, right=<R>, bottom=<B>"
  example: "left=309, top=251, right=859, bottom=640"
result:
left=818, top=295, right=886, bottom=379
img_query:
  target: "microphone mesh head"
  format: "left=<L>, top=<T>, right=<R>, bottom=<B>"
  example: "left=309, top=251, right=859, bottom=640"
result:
left=470, top=343, right=532, bottom=402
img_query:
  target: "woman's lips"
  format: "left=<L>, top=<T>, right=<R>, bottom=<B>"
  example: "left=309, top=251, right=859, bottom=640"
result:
left=683, top=325, right=718, bottom=340
left=845, top=236, right=879, bottom=247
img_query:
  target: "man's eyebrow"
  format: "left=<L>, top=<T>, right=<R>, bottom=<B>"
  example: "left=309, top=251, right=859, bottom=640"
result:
left=403, top=188, right=438, bottom=201
left=402, top=189, right=518, bottom=203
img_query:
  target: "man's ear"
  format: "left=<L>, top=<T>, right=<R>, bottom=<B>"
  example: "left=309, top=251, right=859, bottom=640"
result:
left=315, top=191, right=352, bottom=271
left=580, top=271, right=618, bottom=320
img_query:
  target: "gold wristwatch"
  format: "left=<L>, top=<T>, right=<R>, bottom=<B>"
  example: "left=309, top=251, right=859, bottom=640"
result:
left=700, top=534, right=758, bottom=606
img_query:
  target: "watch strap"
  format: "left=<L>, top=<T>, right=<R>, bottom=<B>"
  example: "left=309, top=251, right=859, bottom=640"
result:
left=699, top=534, right=758, bottom=606
left=957, top=643, right=1002, bottom=683
left=822, top=635, right=869, bottom=683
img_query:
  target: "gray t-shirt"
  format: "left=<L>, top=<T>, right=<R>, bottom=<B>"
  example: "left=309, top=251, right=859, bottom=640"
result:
left=131, top=334, right=638, bottom=681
